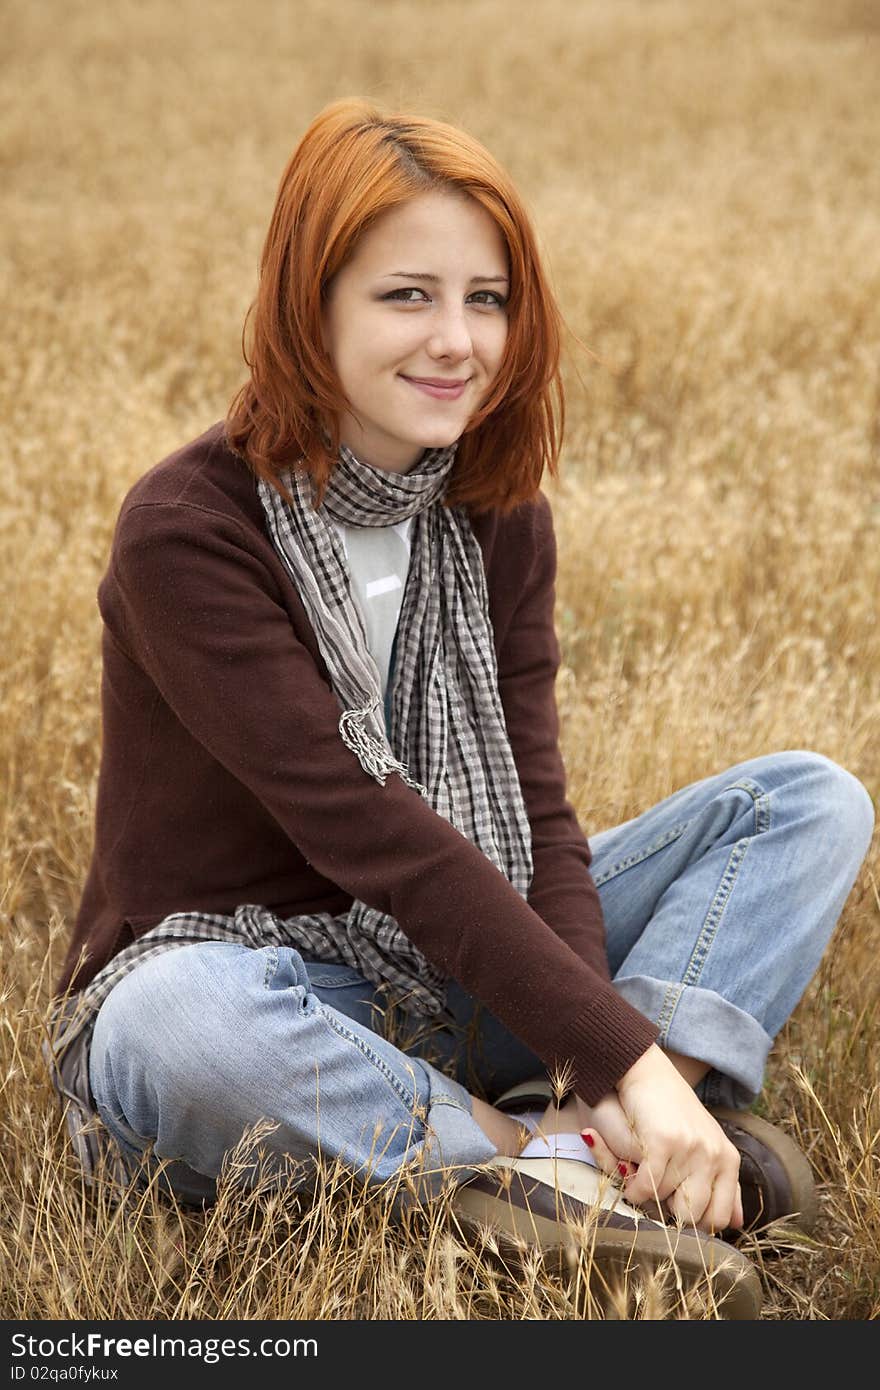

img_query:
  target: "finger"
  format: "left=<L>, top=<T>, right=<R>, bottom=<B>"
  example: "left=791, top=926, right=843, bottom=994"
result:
left=622, top=1150, right=680, bottom=1208
left=730, top=1180, right=744, bottom=1231
left=701, top=1162, right=742, bottom=1234
left=575, top=1098, right=642, bottom=1164
left=667, top=1174, right=714, bottom=1231
left=579, top=1129, right=635, bottom=1182
left=699, top=1139, right=742, bottom=1232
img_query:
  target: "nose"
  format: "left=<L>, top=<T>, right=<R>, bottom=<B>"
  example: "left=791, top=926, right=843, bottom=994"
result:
left=426, top=304, right=474, bottom=362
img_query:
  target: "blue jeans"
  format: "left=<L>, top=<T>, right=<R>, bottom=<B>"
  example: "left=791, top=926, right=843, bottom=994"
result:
left=88, top=750, right=874, bottom=1207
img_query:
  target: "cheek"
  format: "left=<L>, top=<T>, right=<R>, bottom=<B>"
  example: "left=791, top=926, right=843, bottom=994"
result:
left=375, top=317, right=423, bottom=361
left=328, top=325, right=372, bottom=387
left=345, top=318, right=410, bottom=372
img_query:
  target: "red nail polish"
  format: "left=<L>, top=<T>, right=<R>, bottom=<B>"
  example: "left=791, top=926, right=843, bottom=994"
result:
left=581, top=1132, right=595, bottom=1148
left=618, top=1164, right=628, bottom=1178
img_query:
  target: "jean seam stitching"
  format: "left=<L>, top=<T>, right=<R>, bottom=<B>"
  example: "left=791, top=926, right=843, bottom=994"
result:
left=262, top=946, right=279, bottom=991
left=592, top=822, right=689, bottom=886
left=678, top=779, right=772, bottom=989
left=431, top=1093, right=468, bottom=1112
left=724, top=777, right=770, bottom=825
left=308, top=976, right=365, bottom=989
left=317, top=1004, right=418, bottom=1112
left=682, top=839, right=749, bottom=987
left=655, top=983, right=684, bottom=1044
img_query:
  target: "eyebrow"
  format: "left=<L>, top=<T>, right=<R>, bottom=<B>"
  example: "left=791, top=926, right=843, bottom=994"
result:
left=383, top=272, right=510, bottom=285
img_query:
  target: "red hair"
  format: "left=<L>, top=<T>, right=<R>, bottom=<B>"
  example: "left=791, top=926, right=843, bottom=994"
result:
left=225, top=97, right=566, bottom=517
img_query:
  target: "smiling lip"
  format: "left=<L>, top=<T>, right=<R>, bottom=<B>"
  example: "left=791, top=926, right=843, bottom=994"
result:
left=401, top=375, right=470, bottom=400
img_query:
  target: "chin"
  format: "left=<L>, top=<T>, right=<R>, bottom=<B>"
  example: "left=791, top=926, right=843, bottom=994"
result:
left=416, top=425, right=464, bottom=448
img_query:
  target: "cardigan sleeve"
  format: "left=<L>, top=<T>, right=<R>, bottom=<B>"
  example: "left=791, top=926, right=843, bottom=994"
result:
left=496, top=492, right=612, bottom=983
left=107, top=497, right=657, bottom=1103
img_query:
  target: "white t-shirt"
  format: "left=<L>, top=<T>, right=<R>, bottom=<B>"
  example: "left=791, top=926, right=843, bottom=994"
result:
left=327, top=515, right=413, bottom=701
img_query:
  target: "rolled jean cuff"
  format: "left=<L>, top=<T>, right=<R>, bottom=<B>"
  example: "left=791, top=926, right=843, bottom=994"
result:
left=397, top=1058, right=499, bottom=1211
left=613, top=974, right=773, bottom=1109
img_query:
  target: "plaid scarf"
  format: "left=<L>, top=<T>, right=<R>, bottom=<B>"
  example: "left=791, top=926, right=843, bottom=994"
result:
left=255, top=440, right=534, bottom=1014
left=45, top=439, right=533, bottom=1180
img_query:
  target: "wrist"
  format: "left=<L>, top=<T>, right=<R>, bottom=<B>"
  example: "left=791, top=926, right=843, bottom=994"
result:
left=617, top=1042, right=665, bottom=1094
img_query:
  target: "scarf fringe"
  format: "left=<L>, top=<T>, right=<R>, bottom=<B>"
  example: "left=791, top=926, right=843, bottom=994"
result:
left=338, top=698, right=428, bottom=796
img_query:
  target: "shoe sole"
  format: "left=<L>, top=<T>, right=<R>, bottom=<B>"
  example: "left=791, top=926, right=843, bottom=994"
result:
left=710, top=1106, right=819, bottom=1235
left=451, top=1168, right=763, bottom=1319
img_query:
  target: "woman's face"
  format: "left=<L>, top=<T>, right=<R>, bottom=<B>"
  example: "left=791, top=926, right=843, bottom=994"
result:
left=320, top=188, right=510, bottom=474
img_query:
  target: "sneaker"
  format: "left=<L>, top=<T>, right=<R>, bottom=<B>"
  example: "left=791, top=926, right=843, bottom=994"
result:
left=709, top=1107, right=818, bottom=1238
left=450, top=1151, right=763, bottom=1319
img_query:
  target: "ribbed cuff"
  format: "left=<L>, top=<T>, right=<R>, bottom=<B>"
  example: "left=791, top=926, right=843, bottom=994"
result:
left=555, top=986, right=658, bottom=1106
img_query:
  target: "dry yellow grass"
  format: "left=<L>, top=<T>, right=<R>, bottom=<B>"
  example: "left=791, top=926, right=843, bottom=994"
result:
left=2, top=0, right=878, bottom=1320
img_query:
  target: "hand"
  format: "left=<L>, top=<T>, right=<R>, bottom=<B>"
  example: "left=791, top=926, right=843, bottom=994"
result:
left=610, top=1044, right=744, bottom=1234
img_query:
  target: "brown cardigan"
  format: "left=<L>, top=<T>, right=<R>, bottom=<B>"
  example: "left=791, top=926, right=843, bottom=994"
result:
left=57, top=422, right=657, bottom=1104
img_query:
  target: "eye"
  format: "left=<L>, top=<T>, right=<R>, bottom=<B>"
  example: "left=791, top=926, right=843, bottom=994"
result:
left=470, top=290, right=508, bottom=308
left=382, top=287, right=430, bottom=303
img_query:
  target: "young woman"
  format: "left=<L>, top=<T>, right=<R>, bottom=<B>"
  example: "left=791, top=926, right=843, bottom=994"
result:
left=48, top=98, right=874, bottom=1316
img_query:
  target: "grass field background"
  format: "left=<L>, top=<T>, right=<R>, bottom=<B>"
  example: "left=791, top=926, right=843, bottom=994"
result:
left=2, top=0, right=879, bottom=1319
